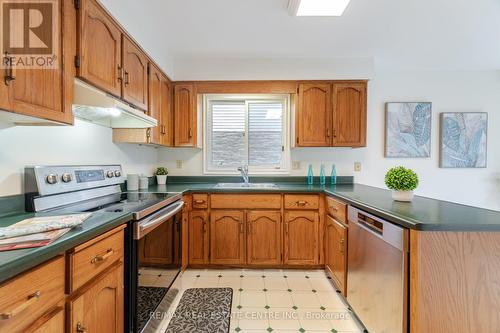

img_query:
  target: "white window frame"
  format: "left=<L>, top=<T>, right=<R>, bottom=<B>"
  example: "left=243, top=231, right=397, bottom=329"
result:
left=203, top=94, right=291, bottom=175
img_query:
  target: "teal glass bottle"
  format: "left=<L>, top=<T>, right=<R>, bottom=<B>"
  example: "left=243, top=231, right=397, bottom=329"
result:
left=319, top=164, right=326, bottom=185
left=307, top=164, right=314, bottom=185
left=330, top=164, right=337, bottom=185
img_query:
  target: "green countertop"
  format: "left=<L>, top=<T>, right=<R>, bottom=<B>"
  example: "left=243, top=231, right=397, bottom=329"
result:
left=1, top=179, right=499, bottom=283
left=0, top=211, right=132, bottom=284
left=144, top=182, right=500, bottom=232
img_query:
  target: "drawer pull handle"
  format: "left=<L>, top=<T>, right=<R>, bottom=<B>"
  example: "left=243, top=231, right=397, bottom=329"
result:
left=296, top=200, right=307, bottom=206
left=77, top=322, right=87, bottom=332
left=339, top=238, right=345, bottom=254
left=91, top=248, right=114, bottom=264
left=194, top=200, right=206, bottom=204
left=330, top=206, right=338, bottom=211
left=0, top=291, right=41, bottom=320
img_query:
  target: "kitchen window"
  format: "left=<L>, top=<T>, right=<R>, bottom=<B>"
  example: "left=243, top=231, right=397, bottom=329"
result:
left=203, top=94, right=290, bottom=174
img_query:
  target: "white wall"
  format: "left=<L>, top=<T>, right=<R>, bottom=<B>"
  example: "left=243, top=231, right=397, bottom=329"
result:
left=158, top=70, right=500, bottom=211
left=0, top=119, right=158, bottom=196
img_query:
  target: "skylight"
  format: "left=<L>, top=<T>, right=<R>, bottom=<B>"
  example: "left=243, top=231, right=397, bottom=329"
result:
left=288, top=0, right=352, bottom=16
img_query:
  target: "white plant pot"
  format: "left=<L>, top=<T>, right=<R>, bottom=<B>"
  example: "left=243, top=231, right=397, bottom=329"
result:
left=156, top=175, right=167, bottom=185
left=392, top=190, right=414, bottom=202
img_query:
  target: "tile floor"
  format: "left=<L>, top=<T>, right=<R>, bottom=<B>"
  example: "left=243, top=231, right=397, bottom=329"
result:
left=154, top=268, right=364, bottom=333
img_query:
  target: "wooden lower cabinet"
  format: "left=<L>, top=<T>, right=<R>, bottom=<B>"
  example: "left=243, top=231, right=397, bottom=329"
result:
left=69, top=263, right=124, bottom=333
left=284, top=211, right=320, bottom=265
left=325, top=215, right=347, bottom=295
left=247, top=211, right=282, bottom=265
left=30, top=307, right=64, bottom=333
left=189, top=210, right=210, bottom=264
left=210, top=210, right=245, bottom=265
left=139, top=220, right=174, bottom=265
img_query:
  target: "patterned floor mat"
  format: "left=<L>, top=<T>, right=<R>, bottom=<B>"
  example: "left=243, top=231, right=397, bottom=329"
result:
left=165, top=288, right=233, bottom=333
left=137, top=286, right=168, bottom=332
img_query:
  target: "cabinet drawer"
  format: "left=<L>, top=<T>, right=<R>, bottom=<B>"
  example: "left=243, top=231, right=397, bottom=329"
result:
left=68, top=226, right=125, bottom=292
left=0, top=256, right=64, bottom=333
left=284, top=195, right=319, bottom=210
left=325, top=196, right=347, bottom=223
left=211, top=194, right=281, bottom=209
left=192, top=194, right=208, bottom=209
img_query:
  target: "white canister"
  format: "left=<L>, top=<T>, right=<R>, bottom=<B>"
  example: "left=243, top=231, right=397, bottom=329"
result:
left=127, top=174, right=139, bottom=191
left=139, top=176, right=149, bottom=190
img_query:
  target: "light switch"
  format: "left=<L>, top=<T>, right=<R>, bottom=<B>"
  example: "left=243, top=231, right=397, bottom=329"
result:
left=354, top=162, right=362, bottom=172
left=292, top=161, right=301, bottom=170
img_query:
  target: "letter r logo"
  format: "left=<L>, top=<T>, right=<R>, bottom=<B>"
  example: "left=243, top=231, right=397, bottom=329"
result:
left=2, top=1, right=53, bottom=55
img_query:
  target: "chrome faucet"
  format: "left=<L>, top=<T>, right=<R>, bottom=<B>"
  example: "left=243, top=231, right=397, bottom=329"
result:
left=237, top=165, right=249, bottom=185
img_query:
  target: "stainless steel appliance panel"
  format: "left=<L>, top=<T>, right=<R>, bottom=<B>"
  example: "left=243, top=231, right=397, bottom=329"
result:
left=347, top=206, right=409, bottom=333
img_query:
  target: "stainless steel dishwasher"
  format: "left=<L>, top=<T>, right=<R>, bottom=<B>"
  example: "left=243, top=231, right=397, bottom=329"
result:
left=347, top=206, right=409, bottom=333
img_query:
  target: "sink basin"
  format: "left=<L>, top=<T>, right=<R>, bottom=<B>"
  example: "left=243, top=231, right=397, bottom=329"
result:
left=214, top=183, right=279, bottom=189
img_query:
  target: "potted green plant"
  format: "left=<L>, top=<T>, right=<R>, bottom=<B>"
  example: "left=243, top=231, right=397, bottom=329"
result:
left=385, top=166, right=419, bottom=202
left=155, top=167, right=168, bottom=185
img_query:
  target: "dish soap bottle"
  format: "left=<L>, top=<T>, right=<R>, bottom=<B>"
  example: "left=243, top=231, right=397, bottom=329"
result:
left=319, top=164, right=326, bottom=186
left=307, top=164, right=314, bottom=185
left=331, top=164, right=337, bottom=185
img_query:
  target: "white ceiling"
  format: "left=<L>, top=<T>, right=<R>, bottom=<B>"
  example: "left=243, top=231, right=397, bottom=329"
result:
left=101, top=0, right=500, bottom=79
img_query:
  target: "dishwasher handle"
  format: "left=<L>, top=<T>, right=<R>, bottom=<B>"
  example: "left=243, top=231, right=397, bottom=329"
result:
left=348, top=206, right=408, bottom=252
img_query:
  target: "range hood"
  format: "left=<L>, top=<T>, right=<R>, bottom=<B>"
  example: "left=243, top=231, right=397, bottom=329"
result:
left=72, top=79, right=157, bottom=128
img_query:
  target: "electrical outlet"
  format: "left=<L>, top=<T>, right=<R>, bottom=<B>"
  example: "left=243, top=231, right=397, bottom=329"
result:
left=292, top=161, right=301, bottom=170
left=176, top=160, right=183, bottom=169
left=354, top=162, right=362, bottom=172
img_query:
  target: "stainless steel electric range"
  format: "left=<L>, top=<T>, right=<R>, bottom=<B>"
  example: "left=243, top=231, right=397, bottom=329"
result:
left=24, top=165, right=184, bottom=333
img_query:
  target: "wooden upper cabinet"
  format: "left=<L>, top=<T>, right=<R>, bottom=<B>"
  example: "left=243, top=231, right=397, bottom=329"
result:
left=0, top=0, right=73, bottom=124
left=296, top=83, right=332, bottom=147
left=69, top=263, right=123, bottom=333
left=210, top=210, right=245, bottom=265
left=161, top=76, right=174, bottom=147
left=77, top=0, right=122, bottom=98
left=325, top=215, right=347, bottom=295
left=247, top=211, right=282, bottom=266
left=189, top=211, right=209, bottom=265
left=122, top=37, right=148, bottom=110
left=284, top=211, right=319, bottom=265
left=148, top=63, right=162, bottom=144
left=332, top=82, right=367, bottom=147
left=174, top=83, right=197, bottom=147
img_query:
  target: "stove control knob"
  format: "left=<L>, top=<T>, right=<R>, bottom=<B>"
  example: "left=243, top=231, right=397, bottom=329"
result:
left=61, top=173, right=73, bottom=183
left=46, top=174, right=58, bottom=184
left=106, top=171, right=115, bottom=178
left=114, top=170, right=121, bottom=177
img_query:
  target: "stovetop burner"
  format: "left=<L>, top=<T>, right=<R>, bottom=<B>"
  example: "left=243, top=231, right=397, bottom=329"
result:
left=53, top=191, right=182, bottom=220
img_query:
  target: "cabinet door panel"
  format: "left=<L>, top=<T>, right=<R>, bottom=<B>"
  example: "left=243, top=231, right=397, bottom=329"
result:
left=174, top=83, right=196, bottom=147
left=210, top=211, right=245, bottom=265
left=70, top=264, right=124, bottom=333
left=326, top=215, right=347, bottom=295
left=3, top=0, right=73, bottom=124
left=247, top=211, right=281, bottom=266
left=161, top=76, right=174, bottom=146
left=332, top=82, right=367, bottom=147
left=296, top=83, right=332, bottom=147
left=148, top=63, right=162, bottom=144
left=284, top=211, right=319, bottom=265
left=189, top=211, right=209, bottom=264
left=122, top=37, right=148, bottom=110
left=78, top=0, right=122, bottom=97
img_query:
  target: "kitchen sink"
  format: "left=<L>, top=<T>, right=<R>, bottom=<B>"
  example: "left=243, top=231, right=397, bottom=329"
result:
left=214, top=183, right=279, bottom=189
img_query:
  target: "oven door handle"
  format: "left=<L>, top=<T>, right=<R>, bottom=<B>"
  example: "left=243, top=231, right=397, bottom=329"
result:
left=134, top=201, right=184, bottom=239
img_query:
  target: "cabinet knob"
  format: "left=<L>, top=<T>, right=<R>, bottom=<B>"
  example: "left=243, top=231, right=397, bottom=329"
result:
left=77, top=322, right=87, bottom=333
